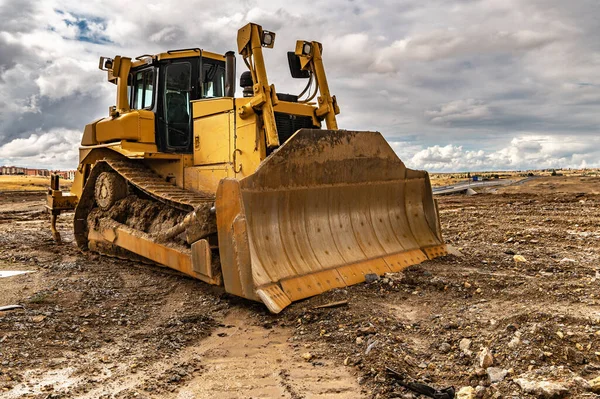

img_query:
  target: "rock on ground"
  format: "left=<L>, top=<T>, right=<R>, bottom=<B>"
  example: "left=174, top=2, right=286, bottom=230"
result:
left=514, top=378, right=569, bottom=398
left=486, top=367, right=508, bottom=383
left=456, top=386, right=476, bottom=399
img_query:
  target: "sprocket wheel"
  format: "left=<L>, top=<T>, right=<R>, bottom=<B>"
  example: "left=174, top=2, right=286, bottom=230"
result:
left=94, top=171, right=128, bottom=210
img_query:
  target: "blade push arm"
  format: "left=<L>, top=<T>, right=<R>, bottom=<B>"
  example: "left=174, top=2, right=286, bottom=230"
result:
left=294, top=41, right=340, bottom=130
left=236, top=23, right=280, bottom=148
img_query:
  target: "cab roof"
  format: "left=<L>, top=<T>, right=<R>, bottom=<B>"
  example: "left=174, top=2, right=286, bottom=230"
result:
left=131, top=49, right=226, bottom=68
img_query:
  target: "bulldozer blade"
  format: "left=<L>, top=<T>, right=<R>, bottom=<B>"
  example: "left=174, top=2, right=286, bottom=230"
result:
left=216, top=129, right=447, bottom=313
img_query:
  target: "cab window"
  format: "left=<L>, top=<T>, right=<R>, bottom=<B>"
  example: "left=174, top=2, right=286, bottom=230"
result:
left=131, top=68, right=154, bottom=109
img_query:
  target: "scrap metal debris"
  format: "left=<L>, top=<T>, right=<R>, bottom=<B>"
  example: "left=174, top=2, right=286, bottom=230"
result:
left=313, top=300, right=349, bottom=310
left=0, top=305, right=24, bottom=311
left=386, top=367, right=455, bottom=399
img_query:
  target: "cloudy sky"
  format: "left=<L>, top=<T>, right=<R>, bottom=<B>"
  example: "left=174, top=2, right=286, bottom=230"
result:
left=0, top=0, right=599, bottom=171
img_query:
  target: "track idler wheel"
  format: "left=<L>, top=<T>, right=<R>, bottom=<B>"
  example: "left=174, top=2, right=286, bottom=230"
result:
left=95, top=171, right=128, bottom=210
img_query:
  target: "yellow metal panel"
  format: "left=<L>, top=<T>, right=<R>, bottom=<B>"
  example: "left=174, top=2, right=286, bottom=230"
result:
left=279, top=269, right=345, bottom=302
left=384, top=249, right=428, bottom=272
left=138, top=110, right=155, bottom=142
left=256, top=284, right=292, bottom=314
left=273, top=101, right=320, bottom=126
left=423, top=244, right=449, bottom=260
left=130, top=50, right=225, bottom=68
left=95, top=110, right=155, bottom=144
left=120, top=141, right=159, bottom=153
left=89, top=218, right=220, bottom=285
left=233, top=111, right=264, bottom=179
left=184, top=165, right=230, bottom=193
left=71, top=169, right=85, bottom=198
left=215, top=179, right=259, bottom=301
left=81, top=120, right=100, bottom=146
left=191, top=239, right=212, bottom=277
left=192, top=98, right=234, bottom=119
left=194, top=112, right=232, bottom=165
left=157, top=50, right=225, bottom=62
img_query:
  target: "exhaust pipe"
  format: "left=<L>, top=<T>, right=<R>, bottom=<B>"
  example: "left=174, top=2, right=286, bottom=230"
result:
left=224, top=51, right=236, bottom=97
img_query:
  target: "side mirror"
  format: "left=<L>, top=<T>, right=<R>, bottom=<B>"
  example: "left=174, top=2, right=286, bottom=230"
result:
left=287, top=52, right=309, bottom=79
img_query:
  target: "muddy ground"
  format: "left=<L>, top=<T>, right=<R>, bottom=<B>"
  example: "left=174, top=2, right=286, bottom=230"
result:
left=1, top=177, right=600, bottom=398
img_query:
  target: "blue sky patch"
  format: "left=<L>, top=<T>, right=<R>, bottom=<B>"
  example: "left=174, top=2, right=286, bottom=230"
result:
left=55, top=9, right=112, bottom=44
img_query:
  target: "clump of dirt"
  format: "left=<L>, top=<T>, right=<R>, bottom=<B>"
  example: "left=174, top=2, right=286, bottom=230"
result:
left=105, top=195, right=185, bottom=235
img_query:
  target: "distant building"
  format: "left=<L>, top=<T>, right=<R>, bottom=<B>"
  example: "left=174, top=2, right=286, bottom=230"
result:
left=0, top=166, right=70, bottom=179
left=0, top=166, right=26, bottom=175
left=51, top=170, right=76, bottom=180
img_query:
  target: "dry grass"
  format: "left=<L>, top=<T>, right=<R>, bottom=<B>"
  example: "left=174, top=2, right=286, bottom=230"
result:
left=0, top=175, right=71, bottom=192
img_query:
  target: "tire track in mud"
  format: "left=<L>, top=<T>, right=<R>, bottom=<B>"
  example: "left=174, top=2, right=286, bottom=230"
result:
left=8, top=309, right=365, bottom=398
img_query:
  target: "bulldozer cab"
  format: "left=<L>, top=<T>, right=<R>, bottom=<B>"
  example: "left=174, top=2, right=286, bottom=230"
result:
left=127, top=53, right=226, bottom=153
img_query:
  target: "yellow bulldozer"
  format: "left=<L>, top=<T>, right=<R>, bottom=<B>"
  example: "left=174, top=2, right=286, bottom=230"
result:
left=47, top=22, right=447, bottom=313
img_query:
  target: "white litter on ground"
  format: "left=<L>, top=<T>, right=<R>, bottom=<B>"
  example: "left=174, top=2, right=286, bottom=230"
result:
left=0, top=270, right=35, bottom=278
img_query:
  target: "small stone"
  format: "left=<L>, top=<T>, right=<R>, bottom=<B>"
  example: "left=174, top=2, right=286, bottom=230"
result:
left=439, top=342, right=452, bottom=353
left=479, top=347, right=494, bottom=368
left=565, top=347, right=585, bottom=364
left=460, top=338, right=472, bottom=355
left=475, top=368, right=487, bottom=377
left=31, top=315, right=46, bottom=323
left=508, top=336, right=521, bottom=348
left=343, top=357, right=350, bottom=366
left=356, top=336, right=364, bottom=345
left=486, top=367, right=508, bottom=383
left=364, top=273, right=379, bottom=283
left=456, top=386, right=476, bottom=399
left=588, top=376, right=600, bottom=393
left=572, top=376, right=590, bottom=390
left=560, top=258, right=576, bottom=263
left=464, top=282, right=472, bottom=288
left=576, top=343, right=584, bottom=351
left=556, top=331, right=564, bottom=339
left=301, top=352, right=313, bottom=361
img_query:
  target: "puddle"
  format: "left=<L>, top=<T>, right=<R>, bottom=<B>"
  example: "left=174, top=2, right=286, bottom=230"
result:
left=0, top=270, right=35, bottom=278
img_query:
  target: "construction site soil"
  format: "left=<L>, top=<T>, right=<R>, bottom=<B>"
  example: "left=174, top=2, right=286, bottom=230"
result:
left=1, top=177, right=600, bottom=398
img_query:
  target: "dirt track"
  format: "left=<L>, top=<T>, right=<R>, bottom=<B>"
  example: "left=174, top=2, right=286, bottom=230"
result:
left=1, top=177, right=600, bottom=398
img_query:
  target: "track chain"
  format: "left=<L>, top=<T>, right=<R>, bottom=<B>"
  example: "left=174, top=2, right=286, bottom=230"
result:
left=101, top=159, right=215, bottom=212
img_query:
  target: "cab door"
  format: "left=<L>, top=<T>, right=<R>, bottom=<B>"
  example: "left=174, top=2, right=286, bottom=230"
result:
left=156, top=60, right=195, bottom=153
